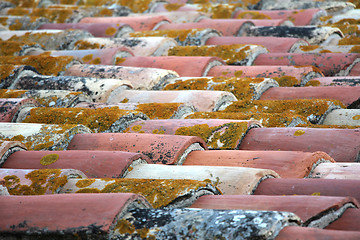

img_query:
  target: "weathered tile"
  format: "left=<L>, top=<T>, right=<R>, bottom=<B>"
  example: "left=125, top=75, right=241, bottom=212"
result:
left=323, top=109, right=360, bottom=126
left=130, top=11, right=209, bottom=23
left=239, top=127, right=360, bottom=162
left=0, top=65, right=39, bottom=89
left=0, top=122, right=92, bottom=150
left=68, top=133, right=207, bottom=164
left=0, top=40, right=44, bottom=56
left=326, top=208, right=360, bottom=232
left=0, top=15, right=47, bottom=30
left=191, top=195, right=358, bottom=228
left=0, top=140, right=26, bottom=167
left=0, top=193, right=151, bottom=238
left=0, top=98, right=39, bottom=122
left=125, top=164, right=280, bottom=194
left=184, top=150, right=335, bottom=178
left=310, top=163, right=360, bottom=179
left=311, top=76, right=360, bottom=86
left=38, top=22, right=134, bottom=38
left=3, top=150, right=150, bottom=178
left=1, top=168, right=86, bottom=195
left=277, top=226, right=360, bottom=240
left=114, top=56, right=224, bottom=77
left=0, top=177, right=9, bottom=195
left=61, top=178, right=220, bottom=208
left=206, top=36, right=309, bottom=53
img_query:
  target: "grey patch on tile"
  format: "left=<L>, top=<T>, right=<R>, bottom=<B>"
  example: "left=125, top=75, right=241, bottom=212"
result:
left=113, top=51, right=134, bottom=64
left=114, top=25, right=134, bottom=38
left=109, top=5, right=133, bottom=17
left=323, top=109, right=360, bottom=126
left=252, top=78, right=279, bottom=100
left=113, top=208, right=301, bottom=240
left=337, top=58, right=360, bottom=77
left=311, top=9, right=328, bottom=25
left=181, top=29, right=221, bottom=46
left=152, top=39, right=178, bottom=57
left=202, top=59, right=224, bottom=77
left=151, top=72, right=179, bottom=90
left=289, top=39, right=309, bottom=53
left=306, top=203, right=357, bottom=228
left=0, top=184, right=9, bottom=195
left=0, top=146, right=26, bottom=167
left=0, top=1, right=15, bottom=11
left=237, top=21, right=255, bottom=36
left=311, top=102, right=343, bottom=125
left=300, top=71, right=324, bottom=86
left=170, top=104, right=197, bottom=119
left=287, top=117, right=308, bottom=127
left=305, top=158, right=334, bottom=179
left=250, top=175, right=276, bottom=195
left=0, top=65, right=39, bottom=89
left=176, top=143, right=205, bottom=165
left=121, top=158, right=149, bottom=178
left=12, top=105, right=35, bottom=123
left=212, top=92, right=238, bottom=111
left=152, top=20, right=171, bottom=31
left=105, top=112, right=149, bottom=133
left=166, top=187, right=220, bottom=208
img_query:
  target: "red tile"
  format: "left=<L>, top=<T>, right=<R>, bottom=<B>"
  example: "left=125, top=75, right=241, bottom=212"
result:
left=206, top=36, right=309, bottom=53
left=326, top=208, right=360, bottom=231
left=184, top=150, right=335, bottom=178
left=311, top=76, right=360, bottom=86
left=79, top=15, right=171, bottom=31
left=239, top=127, right=360, bottom=162
left=67, top=133, right=207, bottom=164
left=277, top=226, right=360, bottom=240
left=0, top=193, right=150, bottom=238
left=38, top=23, right=134, bottom=38
left=0, top=98, right=39, bottom=122
left=311, top=163, right=360, bottom=180
left=0, top=140, right=26, bottom=166
left=260, top=86, right=360, bottom=107
left=191, top=195, right=358, bottom=228
left=254, top=178, right=360, bottom=203
left=3, top=150, right=150, bottom=178
left=114, top=56, right=224, bottom=77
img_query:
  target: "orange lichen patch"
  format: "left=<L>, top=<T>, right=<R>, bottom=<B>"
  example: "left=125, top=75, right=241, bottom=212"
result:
left=168, top=45, right=252, bottom=64
left=0, top=64, right=16, bottom=81
left=273, top=76, right=300, bottom=87
left=9, top=19, right=23, bottom=30
left=319, top=49, right=333, bottom=53
left=294, top=129, right=305, bottom=136
left=91, top=57, right=101, bottom=64
left=75, top=179, right=96, bottom=188
left=338, top=36, right=360, bottom=45
left=97, top=8, right=114, bottom=17
left=175, top=122, right=249, bottom=149
left=114, top=219, right=135, bottom=235
left=82, top=54, right=93, bottom=62
left=117, top=0, right=153, bottom=13
left=131, top=125, right=142, bottom=132
left=22, top=107, right=139, bottom=133
left=115, top=57, right=126, bottom=65
left=319, top=15, right=333, bottom=23
left=164, top=3, right=184, bottom=11
left=4, top=169, right=68, bottom=195
left=0, top=55, right=75, bottom=76
left=299, top=45, right=320, bottom=52
left=7, top=0, right=38, bottom=7
left=31, top=9, right=75, bottom=23
left=130, top=29, right=203, bottom=42
left=105, top=27, right=117, bottom=36
left=197, top=3, right=242, bottom=19
left=305, top=80, right=321, bottom=86
left=74, top=40, right=102, bottom=50
left=75, top=178, right=216, bottom=208
left=59, top=0, right=78, bottom=4
left=236, top=11, right=271, bottom=19
left=0, top=40, right=40, bottom=56
left=135, top=103, right=184, bottom=119
left=353, top=115, right=360, bottom=120
left=40, top=153, right=59, bottom=166
left=6, top=8, right=31, bottom=16
left=350, top=45, right=360, bottom=53
left=164, top=77, right=262, bottom=101
left=0, top=89, right=27, bottom=98
left=297, top=124, right=359, bottom=129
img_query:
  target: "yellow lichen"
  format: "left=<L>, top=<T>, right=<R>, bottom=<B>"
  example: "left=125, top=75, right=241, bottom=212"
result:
left=305, top=80, right=321, bottom=86
left=350, top=46, right=360, bottom=53
left=311, top=192, right=321, bottom=196
left=105, top=27, right=117, bottom=36
left=90, top=57, right=101, bottom=64
left=115, top=57, right=126, bottom=65
left=299, top=45, right=320, bottom=52
left=74, top=40, right=102, bottom=50
left=131, top=125, right=142, bottom=132
left=0, top=89, right=27, bottom=98
left=294, top=129, right=305, bottom=136
left=353, top=115, right=360, bottom=120
left=273, top=76, right=300, bottom=87
left=136, top=103, right=183, bottom=119
left=114, top=219, right=135, bottom=235
left=130, top=29, right=202, bottom=43
left=338, top=36, right=360, bottom=45
left=82, top=54, right=93, bottom=62
left=236, top=11, right=271, bottom=19
left=164, top=3, right=184, bottom=11
left=40, top=154, right=59, bottom=166
left=75, top=179, right=96, bottom=188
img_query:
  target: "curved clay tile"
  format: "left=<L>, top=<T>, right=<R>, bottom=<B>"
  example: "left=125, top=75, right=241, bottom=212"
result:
left=131, top=11, right=209, bottom=23
left=206, top=36, right=309, bottom=53
left=0, top=140, right=26, bottom=167
left=74, top=102, right=196, bottom=119
left=277, top=226, right=360, bottom=240
left=129, top=28, right=221, bottom=46
left=0, top=122, right=92, bottom=150
left=125, top=164, right=280, bottom=194
left=0, top=29, right=94, bottom=50
left=0, top=168, right=86, bottom=195
left=68, top=133, right=207, bottom=164
left=323, top=109, right=360, bottom=126
left=167, top=44, right=268, bottom=65
left=60, top=178, right=220, bottom=208
left=20, top=107, right=148, bottom=133
left=0, top=193, right=151, bottom=238
left=0, top=40, right=44, bottom=56
left=191, top=195, right=358, bottom=228
left=74, top=37, right=178, bottom=56
left=65, top=64, right=179, bottom=90
left=244, top=26, right=344, bottom=45
left=0, top=89, right=91, bottom=108
left=239, top=127, right=360, bottom=162
left=0, top=55, right=81, bottom=76
left=125, top=119, right=261, bottom=150
left=184, top=150, right=335, bottom=178
left=310, top=163, right=360, bottom=180
left=12, top=75, right=132, bottom=103
left=311, top=76, right=360, bottom=86
left=252, top=53, right=360, bottom=76
left=114, top=56, right=224, bottom=77
left=294, top=44, right=357, bottom=54
left=0, top=65, right=39, bottom=89
left=163, top=77, right=279, bottom=100
left=112, top=208, right=300, bottom=239
left=38, top=23, right=134, bottom=38
left=79, top=15, right=172, bottom=31
left=260, top=86, right=360, bottom=107
left=3, top=150, right=150, bottom=178
left=254, top=178, right=360, bottom=203
left=326, top=208, right=360, bottom=232
left=106, top=89, right=237, bottom=112
left=158, top=18, right=290, bottom=36
left=0, top=98, right=39, bottom=122
left=206, top=65, right=323, bottom=85
left=234, top=8, right=326, bottom=26
left=47, top=48, right=133, bottom=65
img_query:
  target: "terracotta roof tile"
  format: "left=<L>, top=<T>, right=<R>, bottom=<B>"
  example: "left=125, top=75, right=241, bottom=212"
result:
left=326, top=208, right=360, bottom=231
left=0, top=140, right=26, bottom=166
left=0, top=98, right=39, bottom=122
left=277, top=226, right=360, bottom=240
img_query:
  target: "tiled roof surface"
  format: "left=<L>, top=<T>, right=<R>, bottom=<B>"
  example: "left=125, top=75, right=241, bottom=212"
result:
left=0, top=0, right=359, bottom=239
